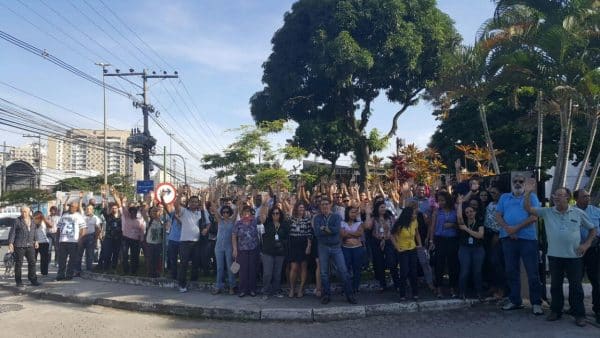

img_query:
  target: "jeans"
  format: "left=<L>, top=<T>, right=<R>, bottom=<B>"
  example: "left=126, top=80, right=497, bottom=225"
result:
left=486, top=233, right=507, bottom=291
left=342, top=246, right=366, bottom=292
left=318, top=244, right=353, bottom=297
left=416, top=246, right=433, bottom=286
left=178, top=241, right=198, bottom=288
left=501, top=238, right=541, bottom=306
left=215, top=247, right=235, bottom=290
left=57, top=242, right=78, bottom=279
left=145, top=243, right=162, bottom=278
left=397, top=249, right=418, bottom=297
left=14, top=246, right=37, bottom=285
left=99, top=236, right=121, bottom=270
left=167, top=240, right=180, bottom=280
left=121, top=237, right=141, bottom=275
left=371, top=238, right=400, bottom=289
left=434, top=236, right=459, bottom=289
left=458, top=245, right=485, bottom=296
left=238, top=249, right=259, bottom=294
left=47, top=232, right=59, bottom=264
left=262, top=253, right=285, bottom=295
left=35, top=242, right=50, bottom=275
left=77, top=233, right=96, bottom=272
left=548, top=256, right=584, bottom=317
left=583, top=243, right=600, bottom=314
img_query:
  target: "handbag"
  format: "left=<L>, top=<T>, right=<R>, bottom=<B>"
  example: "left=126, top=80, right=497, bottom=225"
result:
left=230, top=260, right=240, bottom=274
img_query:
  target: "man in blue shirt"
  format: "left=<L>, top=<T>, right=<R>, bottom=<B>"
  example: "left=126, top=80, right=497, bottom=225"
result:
left=313, top=197, right=356, bottom=305
left=574, top=189, right=600, bottom=324
left=495, top=173, right=543, bottom=315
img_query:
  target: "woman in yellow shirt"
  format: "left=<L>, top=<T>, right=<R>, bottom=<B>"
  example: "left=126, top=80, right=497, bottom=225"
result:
left=391, top=206, right=422, bottom=300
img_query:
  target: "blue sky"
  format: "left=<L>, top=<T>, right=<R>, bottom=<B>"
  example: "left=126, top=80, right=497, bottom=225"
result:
left=0, top=0, right=496, bottom=181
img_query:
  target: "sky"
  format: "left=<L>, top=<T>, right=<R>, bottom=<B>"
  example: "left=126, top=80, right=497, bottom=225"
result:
left=0, top=0, right=497, bottom=182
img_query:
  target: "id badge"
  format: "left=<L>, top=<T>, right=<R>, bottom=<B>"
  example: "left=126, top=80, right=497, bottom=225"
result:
left=468, top=237, right=474, bottom=245
left=275, top=233, right=279, bottom=241
left=379, top=227, right=384, bottom=234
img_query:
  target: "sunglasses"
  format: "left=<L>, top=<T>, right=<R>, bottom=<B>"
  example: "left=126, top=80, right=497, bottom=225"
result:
left=272, top=212, right=280, bottom=215
left=343, top=200, right=350, bottom=203
left=513, top=180, right=524, bottom=184
left=221, top=210, right=231, bottom=215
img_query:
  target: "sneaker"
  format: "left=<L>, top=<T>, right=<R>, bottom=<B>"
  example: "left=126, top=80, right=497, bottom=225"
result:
left=250, top=292, right=256, bottom=297
left=229, top=288, right=235, bottom=295
left=211, top=288, right=222, bottom=295
left=595, top=313, right=600, bottom=325
left=275, top=292, right=284, bottom=299
left=346, top=295, right=357, bottom=304
left=30, top=280, right=41, bottom=287
left=179, top=287, right=188, bottom=293
left=532, top=304, right=544, bottom=316
left=546, top=312, right=561, bottom=321
left=502, top=302, right=524, bottom=311
left=239, top=292, right=246, bottom=298
left=15, top=282, right=24, bottom=288
left=320, top=296, right=330, bottom=304
left=575, top=317, right=586, bottom=327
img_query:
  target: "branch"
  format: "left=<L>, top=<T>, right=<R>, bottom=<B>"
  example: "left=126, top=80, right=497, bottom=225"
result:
left=386, top=91, right=422, bottom=138
left=358, top=99, right=372, bottom=131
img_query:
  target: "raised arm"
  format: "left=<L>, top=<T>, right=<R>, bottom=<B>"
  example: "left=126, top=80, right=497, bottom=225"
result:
left=259, top=193, right=269, bottom=224
left=111, top=186, right=122, bottom=209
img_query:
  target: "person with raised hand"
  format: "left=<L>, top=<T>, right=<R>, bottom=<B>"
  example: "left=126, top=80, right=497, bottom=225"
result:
left=456, top=195, right=485, bottom=300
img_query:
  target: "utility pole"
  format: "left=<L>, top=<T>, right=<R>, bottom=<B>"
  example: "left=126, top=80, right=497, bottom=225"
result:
left=105, top=69, right=178, bottom=180
left=167, top=133, right=173, bottom=183
left=23, top=134, right=42, bottom=188
left=95, top=62, right=111, bottom=186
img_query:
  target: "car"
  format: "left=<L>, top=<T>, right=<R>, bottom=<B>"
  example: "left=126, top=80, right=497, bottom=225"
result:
left=0, top=216, right=17, bottom=245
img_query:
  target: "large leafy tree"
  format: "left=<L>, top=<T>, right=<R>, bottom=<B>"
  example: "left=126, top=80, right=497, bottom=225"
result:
left=251, top=0, right=460, bottom=190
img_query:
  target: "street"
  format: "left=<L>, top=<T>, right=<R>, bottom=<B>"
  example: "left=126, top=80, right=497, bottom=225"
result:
left=0, top=288, right=597, bottom=338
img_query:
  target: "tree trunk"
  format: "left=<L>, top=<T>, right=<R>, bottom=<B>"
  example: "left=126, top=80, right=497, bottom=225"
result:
left=552, top=99, right=573, bottom=193
left=573, top=110, right=599, bottom=191
left=355, top=136, right=370, bottom=192
left=479, top=103, right=500, bottom=174
left=534, top=91, right=544, bottom=182
left=585, top=150, right=600, bottom=192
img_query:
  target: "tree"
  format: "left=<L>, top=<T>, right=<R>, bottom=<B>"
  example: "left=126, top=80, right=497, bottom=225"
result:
left=0, top=189, right=53, bottom=206
left=202, top=120, right=285, bottom=186
left=251, top=168, right=292, bottom=191
left=53, top=174, right=135, bottom=196
left=251, top=0, right=460, bottom=190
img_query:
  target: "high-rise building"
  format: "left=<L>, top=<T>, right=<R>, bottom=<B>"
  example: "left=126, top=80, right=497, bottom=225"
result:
left=47, top=129, right=143, bottom=180
left=8, top=143, right=47, bottom=168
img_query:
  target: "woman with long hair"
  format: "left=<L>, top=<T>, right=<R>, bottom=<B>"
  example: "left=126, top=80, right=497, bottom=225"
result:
left=391, top=206, right=421, bottom=300
left=430, top=191, right=459, bottom=298
left=287, top=201, right=315, bottom=298
left=211, top=203, right=237, bottom=295
left=364, top=200, right=400, bottom=291
left=456, top=195, right=485, bottom=300
left=260, top=205, right=290, bottom=298
left=33, top=211, right=50, bottom=276
left=341, top=205, right=365, bottom=293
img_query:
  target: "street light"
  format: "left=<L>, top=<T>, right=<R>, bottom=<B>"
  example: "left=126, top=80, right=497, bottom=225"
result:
left=95, top=62, right=111, bottom=185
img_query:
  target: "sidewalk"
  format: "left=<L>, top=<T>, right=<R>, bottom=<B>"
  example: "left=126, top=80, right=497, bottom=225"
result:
left=0, top=269, right=477, bottom=322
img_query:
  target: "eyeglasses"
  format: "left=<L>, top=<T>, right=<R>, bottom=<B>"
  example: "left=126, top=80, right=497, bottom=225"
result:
left=513, top=180, right=524, bottom=184
left=343, top=200, right=350, bottom=203
left=272, top=212, right=280, bottom=215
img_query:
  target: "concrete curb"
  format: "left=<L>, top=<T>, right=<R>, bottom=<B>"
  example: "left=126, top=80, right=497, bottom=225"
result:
left=0, top=283, right=474, bottom=322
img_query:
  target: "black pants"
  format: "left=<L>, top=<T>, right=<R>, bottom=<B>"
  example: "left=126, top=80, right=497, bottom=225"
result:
left=370, top=238, right=400, bottom=289
left=121, top=237, right=141, bottom=275
left=57, top=242, right=78, bottom=279
left=434, top=236, right=459, bottom=289
left=178, top=241, right=199, bottom=288
left=100, top=236, right=121, bottom=270
left=583, top=244, right=600, bottom=314
left=167, top=240, right=180, bottom=279
left=195, top=239, right=211, bottom=276
left=397, top=249, right=418, bottom=297
left=14, top=246, right=37, bottom=285
left=549, top=256, right=584, bottom=317
left=35, top=242, right=50, bottom=275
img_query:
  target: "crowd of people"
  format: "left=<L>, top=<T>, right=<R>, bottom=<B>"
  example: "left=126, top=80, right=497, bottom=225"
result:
left=6, top=174, right=600, bottom=327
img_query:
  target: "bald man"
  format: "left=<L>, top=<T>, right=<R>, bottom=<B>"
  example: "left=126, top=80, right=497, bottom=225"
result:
left=8, top=206, right=40, bottom=287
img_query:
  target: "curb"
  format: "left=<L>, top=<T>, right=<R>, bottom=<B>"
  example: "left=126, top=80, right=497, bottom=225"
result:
left=0, top=283, right=474, bottom=322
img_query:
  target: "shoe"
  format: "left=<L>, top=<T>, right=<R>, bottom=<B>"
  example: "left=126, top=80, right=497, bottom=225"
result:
left=239, top=292, right=246, bottom=298
left=261, top=295, right=269, bottom=300
left=211, top=289, right=222, bottom=295
left=320, top=296, right=330, bottom=304
left=502, top=302, right=524, bottom=311
left=413, top=295, right=419, bottom=301
left=55, top=276, right=65, bottom=281
left=347, top=295, right=357, bottom=304
left=250, top=292, right=256, bottom=297
left=30, top=280, right=41, bottom=286
left=400, top=297, right=406, bottom=301
left=15, top=282, right=24, bottom=288
left=315, top=290, right=322, bottom=298
left=229, top=288, right=235, bottom=295
left=575, top=317, right=586, bottom=327
left=546, top=312, right=561, bottom=321
left=595, top=313, right=600, bottom=325
left=532, top=304, right=544, bottom=316
left=296, top=289, right=304, bottom=298
left=65, top=276, right=73, bottom=281
left=275, top=292, right=284, bottom=299
left=564, top=308, right=574, bottom=316
left=178, top=287, right=188, bottom=293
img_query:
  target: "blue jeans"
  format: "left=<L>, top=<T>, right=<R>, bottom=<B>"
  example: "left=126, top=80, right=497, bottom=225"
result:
left=215, top=248, right=235, bottom=290
left=77, top=233, right=96, bottom=272
left=458, top=245, right=485, bottom=296
left=502, top=238, right=541, bottom=306
left=167, top=240, right=180, bottom=280
left=342, top=246, right=365, bottom=292
left=318, top=244, right=353, bottom=297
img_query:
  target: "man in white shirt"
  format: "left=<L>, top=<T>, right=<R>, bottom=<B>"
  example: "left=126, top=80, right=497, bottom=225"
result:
left=75, top=204, right=102, bottom=274
left=175, top=188, right=206, bottom=293
left=56, top=202, right=86, bottom=281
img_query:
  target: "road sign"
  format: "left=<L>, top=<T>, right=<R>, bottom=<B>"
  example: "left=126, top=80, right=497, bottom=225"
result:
left=136, top=180, right=154, bottom=194
left=154, top=182, right=177, bottom=204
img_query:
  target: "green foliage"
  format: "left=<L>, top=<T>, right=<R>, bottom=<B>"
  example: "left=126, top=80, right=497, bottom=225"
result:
left=1, top=189, right=54, bottom=206
left=281, top=145, right=308, bottom=162
left=53, top=174, right=134, bottom=196
left=250, top=0, right=460, bottom=188
left=251, top=168, right=291, bottom=191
